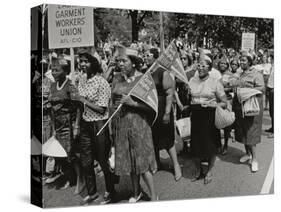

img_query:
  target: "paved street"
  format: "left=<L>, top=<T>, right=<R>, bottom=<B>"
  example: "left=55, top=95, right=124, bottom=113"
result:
left=43, top=110, right=274, bottom=208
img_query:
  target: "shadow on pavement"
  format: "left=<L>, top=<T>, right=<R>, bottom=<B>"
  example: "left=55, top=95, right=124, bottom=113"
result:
left=217, top=146, right=246, bottom=165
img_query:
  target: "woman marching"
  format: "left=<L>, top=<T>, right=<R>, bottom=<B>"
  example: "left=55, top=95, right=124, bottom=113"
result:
left=111, top=46, right=157, bottom=202
left=145, top=48, right=182, bottom=181
left=189, top=55, right=227, bottom=184
left=77, top=51, right=117, bottom=205
left=217, top=57, right=234, bottom=155
left=48, top=56, right=81, bottom=189
left=232, top=54, right=264, bottom=172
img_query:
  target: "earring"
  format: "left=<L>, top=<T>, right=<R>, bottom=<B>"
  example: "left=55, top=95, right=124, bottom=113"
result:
left=132, top=64, right=135, bottom=68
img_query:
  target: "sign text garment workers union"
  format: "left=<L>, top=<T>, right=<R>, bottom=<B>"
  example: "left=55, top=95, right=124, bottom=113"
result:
left=48, top=4, right=94, bottom=49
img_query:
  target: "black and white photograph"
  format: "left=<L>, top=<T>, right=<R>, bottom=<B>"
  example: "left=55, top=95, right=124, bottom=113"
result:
left=29, top=0, right=275, bottom=209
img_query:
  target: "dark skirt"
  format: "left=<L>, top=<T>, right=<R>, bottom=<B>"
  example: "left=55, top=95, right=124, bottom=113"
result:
left=152, top=95, right=175, bottom=150
left=190, top=105, right=217, bottom=158
left=233, top=94, right=263, bottom=145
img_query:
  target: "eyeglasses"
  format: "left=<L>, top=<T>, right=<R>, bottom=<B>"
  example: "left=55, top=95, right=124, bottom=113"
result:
left=197, top=64, right=208, bottom=68
left=181, top=57, right=187, bottom=60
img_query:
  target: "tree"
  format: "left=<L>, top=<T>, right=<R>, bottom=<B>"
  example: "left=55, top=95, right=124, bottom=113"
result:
left=128, top=10, right=151, bottom=42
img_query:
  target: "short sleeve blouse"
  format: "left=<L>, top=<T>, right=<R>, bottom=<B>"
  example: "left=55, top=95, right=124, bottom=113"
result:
left=189, top=75, right=225, bottom=106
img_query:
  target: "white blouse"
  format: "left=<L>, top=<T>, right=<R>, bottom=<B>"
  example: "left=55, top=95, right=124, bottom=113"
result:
left=189, top=75, right=225, bottom=106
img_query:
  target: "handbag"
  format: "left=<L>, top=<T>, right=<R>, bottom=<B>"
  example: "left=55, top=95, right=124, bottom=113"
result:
left=175, top=117, right=191, bottom=138
left=215, top=106, right=235, bottom=129
left=242, top=95, right=260, bottom=116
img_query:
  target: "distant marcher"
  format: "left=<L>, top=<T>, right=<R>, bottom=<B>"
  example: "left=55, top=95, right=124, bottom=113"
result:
left=265, top=54, right=274, bottom=137
left=217, top=58, right=234, bottom=155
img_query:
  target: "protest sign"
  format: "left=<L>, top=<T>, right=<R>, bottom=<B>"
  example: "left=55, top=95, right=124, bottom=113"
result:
left=241, top=33, right=255, bottom=52
left=48, top=4, right=94, bottom=49
left=157, top=40, right=189, bottom=84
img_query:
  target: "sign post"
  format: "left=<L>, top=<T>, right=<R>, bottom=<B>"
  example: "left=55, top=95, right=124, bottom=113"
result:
left=241, top=33, right=255, bottom=52
left=48, top=4, right=94, bottom=79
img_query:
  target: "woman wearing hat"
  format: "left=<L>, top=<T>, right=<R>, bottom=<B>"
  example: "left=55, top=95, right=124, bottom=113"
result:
left=111, top=46, right=157, bottom=202
left=77, top=51, right=117, bottom=205
left=49, top=57, right=81, bottom=189
left=232, top=55, right=264, bottom=172
left=189, top=57, right=227, bottom=184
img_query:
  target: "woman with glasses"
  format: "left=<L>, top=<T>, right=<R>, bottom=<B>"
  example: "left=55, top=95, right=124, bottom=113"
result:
left=189, top=56, right=227, bottom=184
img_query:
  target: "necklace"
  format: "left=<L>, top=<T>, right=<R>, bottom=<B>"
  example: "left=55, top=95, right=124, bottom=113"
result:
left=56, top=78, right=68, bottom=90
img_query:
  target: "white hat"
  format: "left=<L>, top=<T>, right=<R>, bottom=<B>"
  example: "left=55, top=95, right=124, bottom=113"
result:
left=43, top=136, right=67, bottom=157
left=31, top=135, right=42, bottom=156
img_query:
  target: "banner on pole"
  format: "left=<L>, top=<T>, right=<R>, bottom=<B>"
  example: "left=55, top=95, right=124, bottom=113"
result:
left=241, top=33, right=255, bottom=52
left=48, top=4, right=94, bottom=49
left=130, top=72, right=158, bottom=123
left=157, top=40, right=189, bottom=84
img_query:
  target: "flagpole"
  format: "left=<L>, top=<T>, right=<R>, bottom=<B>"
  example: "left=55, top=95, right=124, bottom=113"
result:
left=96, top=62, right=158, bottom=136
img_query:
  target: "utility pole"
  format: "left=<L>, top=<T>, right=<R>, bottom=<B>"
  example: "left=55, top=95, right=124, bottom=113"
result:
left=159, top=12, right=165, bottom=53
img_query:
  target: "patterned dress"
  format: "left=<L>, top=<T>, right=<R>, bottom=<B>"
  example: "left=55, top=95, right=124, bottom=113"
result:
left=111, top=74, right=157, bottom=176
left=49, top=79, right=80, bottom=156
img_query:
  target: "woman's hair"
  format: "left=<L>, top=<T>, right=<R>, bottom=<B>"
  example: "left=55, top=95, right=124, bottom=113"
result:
left=128, top=55, right=142, bottom=71
left=149, top=48, right=159, bottom=59
left=79, top=52, right=103, bottom=76
left=61, top=62, right=71, bottom=75
left=52, top=57, right=71, bottom=75
left=187, top=54, right=193, bottom=67
left=240, top=55, right=253, bottom=67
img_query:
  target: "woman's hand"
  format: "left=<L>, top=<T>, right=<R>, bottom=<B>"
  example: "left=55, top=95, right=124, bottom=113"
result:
left=79, top=96, right=87, bottom=104
left=217, top=102, right=227, bottom=109
left=121, top=95, right=137, bottom=107
left=163, top=113, right=170, bottom=124
left=178, top=103, right=184, bottom=111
